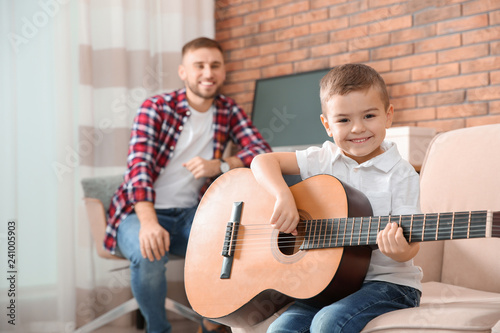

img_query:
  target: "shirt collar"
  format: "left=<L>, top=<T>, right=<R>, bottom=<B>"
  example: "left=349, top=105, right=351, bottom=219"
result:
left=335, top=141, right=402, bottom=173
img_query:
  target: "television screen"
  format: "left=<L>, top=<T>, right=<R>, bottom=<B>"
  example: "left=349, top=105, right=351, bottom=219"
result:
left=251, top=69, right=332, bottom=151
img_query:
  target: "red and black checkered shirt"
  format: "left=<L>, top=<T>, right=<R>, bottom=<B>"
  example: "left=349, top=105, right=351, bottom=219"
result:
left=104, top=88, right=271, bottom=253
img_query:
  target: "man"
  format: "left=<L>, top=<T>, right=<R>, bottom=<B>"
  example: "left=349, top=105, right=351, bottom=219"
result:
left=105, top=37, right=271, bottom=333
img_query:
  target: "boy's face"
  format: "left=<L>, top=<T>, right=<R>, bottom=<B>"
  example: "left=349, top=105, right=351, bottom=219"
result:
left=178, top=47, right=226, bottom=102
left=320, top=86, right=394, bottom=164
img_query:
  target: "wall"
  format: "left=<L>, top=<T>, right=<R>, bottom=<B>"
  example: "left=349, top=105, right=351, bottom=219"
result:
left=215, top=0, right=500, bottom=132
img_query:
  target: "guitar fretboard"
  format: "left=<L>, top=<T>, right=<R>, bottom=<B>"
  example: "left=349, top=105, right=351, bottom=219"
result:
left=300, top=210, right=500, bottom=250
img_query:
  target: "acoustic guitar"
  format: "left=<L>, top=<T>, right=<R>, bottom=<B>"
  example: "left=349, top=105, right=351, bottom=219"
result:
left=184, top=168, right=499, bottom=328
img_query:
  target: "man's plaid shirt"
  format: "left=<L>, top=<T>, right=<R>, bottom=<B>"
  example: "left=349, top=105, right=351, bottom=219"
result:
left=104, top=88, right=271, bottom=253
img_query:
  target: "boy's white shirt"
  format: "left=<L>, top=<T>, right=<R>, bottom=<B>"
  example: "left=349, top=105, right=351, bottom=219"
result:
left=296, top=140, right=423, bottom=291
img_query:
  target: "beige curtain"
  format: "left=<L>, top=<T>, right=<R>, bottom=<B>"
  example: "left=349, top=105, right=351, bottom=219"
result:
left=76, top=0, right=215, bottom=329
left=0, top=0, right=214, bottom=331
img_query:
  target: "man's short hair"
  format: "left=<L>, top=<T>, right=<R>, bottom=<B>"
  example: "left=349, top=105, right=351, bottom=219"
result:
left=320, top=63, right=390, bottom=112
left=182, top=37, right=224, bottom=57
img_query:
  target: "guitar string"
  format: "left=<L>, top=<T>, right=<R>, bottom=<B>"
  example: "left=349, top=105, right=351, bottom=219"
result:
left=222, top=223, right=499, bottom=251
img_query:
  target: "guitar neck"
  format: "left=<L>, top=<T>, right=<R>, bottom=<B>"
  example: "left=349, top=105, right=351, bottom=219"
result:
left=300, top=210, right=500, bottom=250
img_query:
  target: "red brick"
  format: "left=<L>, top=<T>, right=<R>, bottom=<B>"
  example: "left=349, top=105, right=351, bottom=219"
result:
left=230, top=24, right=259, bottom=38
left=310, top=17, right=349, bottom=34
left=244, top=32, right=275, bottom=47
left=382, top=70, right=411, bottom=85
left=244, top=54, right=276, bottom=69
left=437, top=14, right=488, bottom=35
left=369, top=15, right=413, bottom=35
left=414, top=34, right=461, bottom=53
left=216, top=29, right=232, bottom=42
left=350, top=7, right=393, bottom=26
left=231, top=91, right=254, bottom=104
left=244, top=8, right=276, bottom=25
left=368, top=60, right=392, bottom=74
left=261, top=63, right=293, bottom=78
left=276, top=49, right=309, bottom=63
left=224, top=2, right=260, bottom=18
left=490, top=100, right=500, bottom=114
left=330, top=1, right=368, bottom=18
left=393, top=53, right=437, bottom=72
left=371, top=43, right=413, bottom=61
left=293, top=8, right=328, bottom=26
left=463, top=28, right=500, bottom=44
left=490, top=10, right=500, bottom=25
left=260, top=0, right=295, bottom=10
left=436, top=103, right=488, bottom=119
left=275, top=24, right=310, bottom=41
left=330, top=26, right=369, bottom=42
left=417, top=91, right=465, bottom=107
left=369, top=0, right=406, bottom=7
left=230, top=46, right=260, bottom=61
left=463, top=0, right=500, bottom=16
left=412, top=63, right=459, bottom=81
left=311, top=0, right=346, bottom=9
left=393, top=108, right=436, bottom=123
left=438, top=73, right=489, bottom=91
left=391, top=96, right=417, bottom=111
left=466, top=115, right=500, bottom=127
left=329, top=51, right=370, bottom=67
left=222, top=81, right=254, bottom=95
left=391, top=25, right=436, bottom=44
left=438, top=44, right=489, bottom=63
left=226, top=69, right=260, bottom=82
left=391, top=80, right=437, bottom=97
left=468, top=86, right=500, bottom=102
left=260, top=16, right=293, bottom=32
left=462, top=56, right=500, bottom=74
left=491, top=70, right=500, bottom=85
left=349, top=33, right=390, bottom=52
left=295, top=58, right=330, bottom=73
left=276, top=1, right=310, bottom=17
left=492, top=41, right=500, bottom=55
left=293, top=33, right=329, bottom=49
left=220, top=38, right=244, bottom=51
left=417, top=119, right=465, bottom=132
left=311, top=42, right=348, bottom=57
left=224, top=60, right=245, bottom=72
left=414, top=5, right=461, bottom=25
left=260, top=41, right=292, bottom=55
left=216, top=16, right=244, bottom=30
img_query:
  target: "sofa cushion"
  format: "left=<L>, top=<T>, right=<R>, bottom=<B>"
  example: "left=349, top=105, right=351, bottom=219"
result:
left=361, top=282, right=500, bottom=332
left=81, top=175, right=123, bottom=212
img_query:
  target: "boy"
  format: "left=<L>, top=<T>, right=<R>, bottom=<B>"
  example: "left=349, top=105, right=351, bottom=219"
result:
left=250, top=63, right=422, bottom=333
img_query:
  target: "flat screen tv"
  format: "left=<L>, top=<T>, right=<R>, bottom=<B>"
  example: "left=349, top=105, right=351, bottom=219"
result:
left=251, top=69, right=332, bottom=152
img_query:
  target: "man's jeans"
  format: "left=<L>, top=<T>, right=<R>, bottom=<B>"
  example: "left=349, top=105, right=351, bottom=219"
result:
left=267, top=281, right=421, bottom=333
left=116, top=206, right=197, bottom=333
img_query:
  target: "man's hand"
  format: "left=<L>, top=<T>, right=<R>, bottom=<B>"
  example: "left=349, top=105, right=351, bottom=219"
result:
left=377, top=222, right=420, bottom=262
left=183, top=157, right=221, bottom=179
left=134, top=201, right=170, bottom=261
left=139, top=222, right=170, bottom=261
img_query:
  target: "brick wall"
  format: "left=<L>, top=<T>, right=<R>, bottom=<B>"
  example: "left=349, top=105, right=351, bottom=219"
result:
left=215, top=0, right=500, bottom=132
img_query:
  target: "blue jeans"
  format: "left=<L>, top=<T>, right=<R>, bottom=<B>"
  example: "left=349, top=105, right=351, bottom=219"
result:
left=267, top=281, right=421, bottom=333
left=116, top=206, right=197, bottom=333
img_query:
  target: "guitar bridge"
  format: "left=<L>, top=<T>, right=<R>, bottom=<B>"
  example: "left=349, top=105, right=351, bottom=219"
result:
left=220, top=202, right=243, bottom=279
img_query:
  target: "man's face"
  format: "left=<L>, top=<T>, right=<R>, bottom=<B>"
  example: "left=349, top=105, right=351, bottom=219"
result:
left=178, top=47, right=226, bottom=102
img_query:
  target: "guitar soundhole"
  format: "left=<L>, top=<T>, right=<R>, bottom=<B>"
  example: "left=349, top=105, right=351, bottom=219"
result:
left=277, top=232, right=304, bottom=256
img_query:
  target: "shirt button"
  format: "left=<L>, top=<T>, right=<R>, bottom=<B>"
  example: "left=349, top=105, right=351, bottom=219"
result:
left=186, top=111, right=191, bottom=116
left=170, top=146, right=175, bottom=150
left=179, top=125, right=184, bottom=130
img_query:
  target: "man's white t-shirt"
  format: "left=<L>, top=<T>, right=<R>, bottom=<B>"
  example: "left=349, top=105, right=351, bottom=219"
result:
left=154, top=105, right=214, bottom=209
left=296, top=140, right=423, bottom=291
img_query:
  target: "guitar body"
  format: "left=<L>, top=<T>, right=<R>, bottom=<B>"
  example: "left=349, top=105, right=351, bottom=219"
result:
left=185, top=168, right=373, bottom=328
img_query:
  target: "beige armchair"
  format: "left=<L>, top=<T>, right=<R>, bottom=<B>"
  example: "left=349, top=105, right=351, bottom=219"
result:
left=231, top=123, right=500, bottom=333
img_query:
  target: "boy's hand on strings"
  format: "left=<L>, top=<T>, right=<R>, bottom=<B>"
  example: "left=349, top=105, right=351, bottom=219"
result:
left=377, top=222, right=420, bottom=262
left=270, top=191, right=300, bottom=236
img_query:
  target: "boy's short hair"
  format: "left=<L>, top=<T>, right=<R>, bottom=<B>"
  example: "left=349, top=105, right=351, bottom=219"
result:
left=182, top=37, right=224, bottom=57
left=319, top=63, right=390, bottom=112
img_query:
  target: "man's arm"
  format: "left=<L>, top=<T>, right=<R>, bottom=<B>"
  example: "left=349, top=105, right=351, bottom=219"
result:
left=134, top=201, right=170, bottom=262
